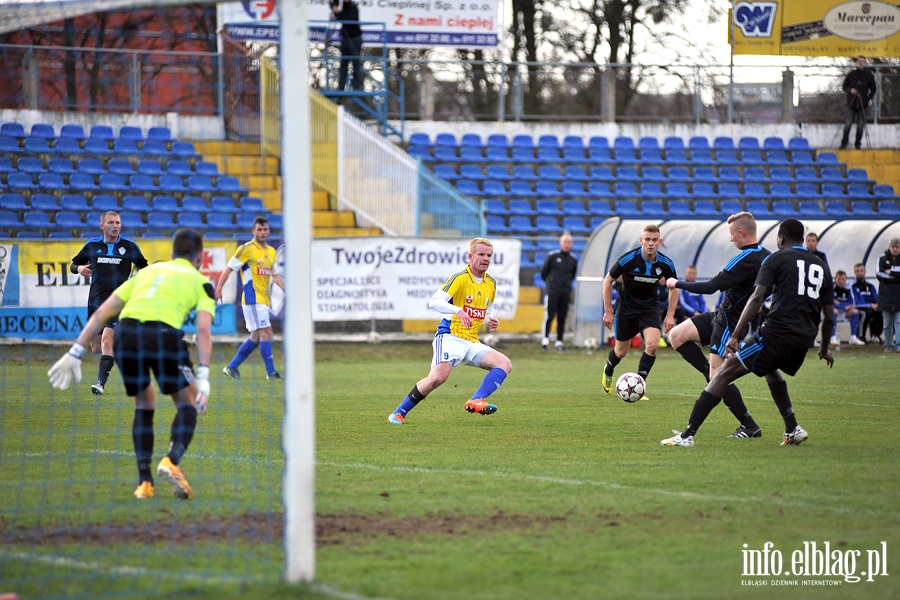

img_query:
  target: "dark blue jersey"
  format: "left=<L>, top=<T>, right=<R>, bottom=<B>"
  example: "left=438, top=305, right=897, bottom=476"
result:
left=756, top=245, right=833, bottom=345
left=608, top=248, right=677, bottom=312
left=71, top=236, right=148, bottom=308
left=850, top=278, right=878, bottom=308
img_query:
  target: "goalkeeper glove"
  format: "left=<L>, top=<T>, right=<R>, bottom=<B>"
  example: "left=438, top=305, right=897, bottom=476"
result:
left=195, top=365, right=210, bottom=415
left=48, top=343, right=85, bottom=390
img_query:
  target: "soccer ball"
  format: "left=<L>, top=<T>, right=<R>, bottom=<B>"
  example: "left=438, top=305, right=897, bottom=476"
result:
left=616, top=372, right=646, bottom=403
left=583, top=337, right=600, bottom=351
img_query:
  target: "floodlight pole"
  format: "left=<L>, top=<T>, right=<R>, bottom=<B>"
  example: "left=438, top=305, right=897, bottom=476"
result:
left=281, top=0, right=316, bottom=584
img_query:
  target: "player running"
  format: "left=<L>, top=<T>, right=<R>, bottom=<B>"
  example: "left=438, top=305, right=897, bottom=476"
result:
left=50, top=229, right=214, bottom=500
left=215, top=217, right=285, bottom=380
left=70, top=211, right=148, bottom=396
left=662, top=218, right=834, bottom=447
left=601, top=224, right=677, bottom=400
left=388, top=238, right=513, bottom=424
left=665, top=212, right=770, bottom=438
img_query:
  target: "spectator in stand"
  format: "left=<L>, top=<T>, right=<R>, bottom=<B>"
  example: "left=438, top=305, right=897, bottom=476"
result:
left=877, top=238, right=900, bottom=352
left=806, top=232, right=828, bottom=267
left=840, top=56, right=876, bottom=150
left=676, top=265, right=707, bottom=322
left=330, top=0, right=364, bottom=91
left=832, top=270, right=863, bottom=346
left=850, top=262, right=882, bottom=343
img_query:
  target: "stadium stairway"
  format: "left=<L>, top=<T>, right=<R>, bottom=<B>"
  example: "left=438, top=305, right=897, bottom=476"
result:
left=191, top=139, right=380, bottom=236
left=402, top=285, right=545, bottom=334
left=835, top=149, right=900, bottom=194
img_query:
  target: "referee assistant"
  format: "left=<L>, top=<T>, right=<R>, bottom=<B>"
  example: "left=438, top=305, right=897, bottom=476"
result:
left=50, top=229, right=215, bottom=501
left=540, top=233, right=578, bottom=351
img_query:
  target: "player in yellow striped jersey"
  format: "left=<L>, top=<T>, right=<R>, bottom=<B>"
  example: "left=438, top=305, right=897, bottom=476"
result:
left=388, top=238, right=513, bottom=424
left=214, top=217, right=285, bottom=380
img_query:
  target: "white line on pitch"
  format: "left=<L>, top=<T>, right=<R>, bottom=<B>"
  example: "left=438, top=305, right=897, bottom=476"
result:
left=668, top=392, right=896, bottom=409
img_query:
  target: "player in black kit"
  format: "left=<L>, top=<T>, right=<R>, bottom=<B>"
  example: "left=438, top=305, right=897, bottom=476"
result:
left=662, top=219, right=834, bottom=447
left=71, top=211, right=148, bottom=395
left=665, top=212, right=771, bottom=438
left=601, top=224, right=677, bottom=400
left=540, top=233, right=579, bottom=351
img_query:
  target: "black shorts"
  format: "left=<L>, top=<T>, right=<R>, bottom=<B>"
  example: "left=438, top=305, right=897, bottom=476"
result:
left=734, top=332, right=808, bottom=377
left=88, top=303, right=118, bottom=329
left=690, top=311, right=716, bottom=347
left=614, top=307, right=661, bottom=342
left=114, top=319, right=194, bottom=396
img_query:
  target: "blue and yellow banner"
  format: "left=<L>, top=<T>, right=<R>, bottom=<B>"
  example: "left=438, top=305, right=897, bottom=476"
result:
left=732, top=1, right=900, bottom=56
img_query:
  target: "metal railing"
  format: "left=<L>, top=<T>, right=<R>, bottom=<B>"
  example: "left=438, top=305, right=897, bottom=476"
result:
left=0, top=43, right=219, bottom=115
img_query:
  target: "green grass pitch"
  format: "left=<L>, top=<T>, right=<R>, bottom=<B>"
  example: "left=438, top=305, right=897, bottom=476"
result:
left=1, top=341, right=899, bottom=599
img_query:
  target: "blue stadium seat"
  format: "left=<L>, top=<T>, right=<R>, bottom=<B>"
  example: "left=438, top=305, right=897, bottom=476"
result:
left=148, top=212, right=175, bottom=233
left=588, top=200, right=613, bottom=216
left=816, top=152, right=838, bottom=165
left=486, top=215, right=509, bottom=234
left=129, top=175, right=158, bottom=194
left=458, top=147, right=485, bottom=163
left=741, top=151, right=764, bottom=165
left=850, top=201, right=875, bottom=216
left=589, top=136, right=610, bottom=149
left=588, top=148, right=613, bottom=162
left=692, top=167, right=717, bottom=183
left=874, top=184, right=897, bottom=199
left=639, top=150, right=663, bottom=165
left=690, top=151, right=714, bottom=165
left=482, top=180, right=509, bottom=197
left=821, top=183, right=846, bottom=199
left=563, top=135, right=584, bottom=149
left=692, top=183, right=716, bottom=198
left=766, top=151, right=788, bottom=165
left=143, top=140, right=170, bottom=158
left=693, top=200, right=717, bottom=216
left=665, top=150, right=688, bottom=165
left=16, top=231, right=42, bottom=239
left=715, top=150, right=739, bottom=165
left=763, top=137, right=785, bottom=150
left=562, top=199, right=588, bottom=215
left=535, top=181, right=560, bottom=197
left=717, top=167, right=741, bottom=183
left=432, top=146, right=457, bottom=162
left=877, top=201, right=900, bottom=216
left=562, top=216, right=591, bottom=234
left=408, top=144, right=430, bottom=160
left=512, top=134, right=535, bottom=149
left=667, top=200, right=692, bottom=216
left=771, top=200, right=796, bottom=216
left=614, top=149, right=638, bottom=164
left=30, top=123, right=55, bottom=139
left=239, top=196, right=265, bottom=214
left=185, top=175, right=213, bottom=194
left=617, top=166, right=640, bottom=182
left=639, top=183, right=664, bottom=198
left=55, top=211, right=84, bottom=231
left=151, top=195, right=178, bottom=212
left=587, top=182, right=612, bottom=198
left=217, top=176, right=246, bottom=195
left=847, top=183, right=872, bottom=200
left=511, top=147, right=536, bottom=163
left=122, top=195, right=151, bottom=213
left=769, top=183, right=794, bottom=199
left=847, top=168, right=872, bottom=184
left=177, top=212, right=205, bottom=228
left=76, top=158, right=104, bottom=176
left=211, top=196, right=238, bottom=213
left=0, top=209, right=22, bottom=229
left=616, top=200, right=639, bottom=216
left=738, top=137, right=760, bottom=150
left=713, top=137, right=734, bottom=150
left=664, top=136, right=684, bottom=150
left=825, top=201, right=848, bottom=216
left=17, top=157, right=45, bottom=177
left=685, top=137, right=708, bottom=151
left=235, top=212, right=259, bottom=230
left=638, top=137, right=659, bottom=151
left=589, top=166, right=614, bottom=182
left=59, top=124, right=86, bottom=141
left=460, top=133, right=483, bottom=148
left=508, top=215, right=537, bottom=234
left=119, top=126, right=143, bottom=143
left=92, top=195, right=119, bottom=212
left=538, top=135, right=560, bottom=149
left=789, top=151, right=814, bottom=165
left=30, top=194, right=58, bottom=211
left=484, top=199, right=507, bottom=215
left=641, top=200, right=664, bottom=216
left=0, top=156, right=12, bottom=179
left=484, top=147, right=508, bottom=162
left=614, top=182, right=638, bottom=198
left=208, top=213, right=237, bottom=231
left=745, top=200, right=771, bottom=216
left=720, top=200, right=742, bottom=214
left=795, top=167, right=820, bottom=182
left=564, top=165, right=589, bottom=181
left=435, top=133, right=457, bottom=148
left=485, top=164, right=510, bottom=180
left=614, top=136, right=634, bottom=150
left=561, top=181, right=587, bottom=197
left=561, top=147, right=586, bottom=163
left=83, top=138, right=113, bottom=157
left=744, top=183, right=767, bottom=199
left=456, top=179, right=480, bottom=197
left=535, top=216, right=560, bottom=234
left=24, top=137, right=54, bottom=154
left=744, top=167, right=767, bottom=183
left=1, top=123, right=26, bottom=139
left=511, top=165, right=536, bottom=181
left=0, top=136, right=22, bottom=154
left=788, top=137, right=810, bottom=150
left=665, top=183, right=690, bottom=199
left=434, top=164, right=457, bottom=181
left=90, top=125, right=115, bottom=143
left=820, top=167, right=845, bottom=183
left=408, top=132, right=429, bottom=146
left=769, top=167, right=793, bottom=183
left=165, top=160, right=191, bottom=176
left=48, top=231, right=75, bottom=239
left=195, top=161, right=219, bottom=177
left=23, top=211, right=53, bottom=231
left=53, top=137, right=83, bottom=156
left=0, top=193, right=28, bottom=212
left=798, top=201, right=822, bottom=216
left=458, top=164, right=483, bottom=180
left=48, top=157, right=75, bottom=176
left=795, top=183, right=820, bottom=199
left=35, top=173, right=63, bottom=194
left=537, top=147, right=561, bottom=163
left=486, top=134, right=509, bottom=148
left=99, top=174, right=127, bottom=195
left=667, top=167, right=690, bottom=182
left=60, top=194, right=89, bottom=212
left=113, top=139, right=141, bottom=156
left=537, top=165, right=563, bottom=181
left=148, top=126, right=174, bottom=144
left=718, top=183, right=741, bottom=198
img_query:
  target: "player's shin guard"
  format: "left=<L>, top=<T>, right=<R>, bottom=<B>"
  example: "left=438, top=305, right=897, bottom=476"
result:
left=604, top=349, right=622, bottom=376
left=228, top=339, right=258, bottom=369
left=133, top=409, right=155, bottom=483
left=721, top=384, right=759, bottom=430
left=259, top=340, right=276, bottom=375
left=472, top=367, right=508, bottom=400
left=395, top=384, right=427, bottom=417
left=637, top=352, right=656, bottom=381
left=167, top=405, right=198, bottom=465
left=683, top=390, right=721, bottom=437
left=98, top=354, right=115, bottom=385
left=675, top=343, right=710, bottom=382
left=767, top=379, right=798, bottom=433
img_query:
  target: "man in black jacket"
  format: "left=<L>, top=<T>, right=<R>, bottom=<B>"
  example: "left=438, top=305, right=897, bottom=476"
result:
left=877, top=238, right=900, bottom=352
left=840, top=56, right=876, bottom=150
left=541, top=234, right=578, bottom=351
left=330, top=0, right=364, bottom=91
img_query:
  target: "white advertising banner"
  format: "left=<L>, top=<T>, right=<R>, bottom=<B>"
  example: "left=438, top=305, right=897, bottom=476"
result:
left=218, top=0, right=500, bottom=47
left=312, top=237, right=521, bottom=321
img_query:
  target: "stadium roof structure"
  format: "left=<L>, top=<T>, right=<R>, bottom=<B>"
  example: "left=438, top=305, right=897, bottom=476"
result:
left=0, top=0, right=218, bottom=34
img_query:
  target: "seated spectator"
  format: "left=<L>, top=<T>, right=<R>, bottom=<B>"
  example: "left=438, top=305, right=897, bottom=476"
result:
left=833, top=269, right=863, bottom=346
left=851, top=262, right=883, bottom=343
left=676, top=265, right=707, bottom=322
